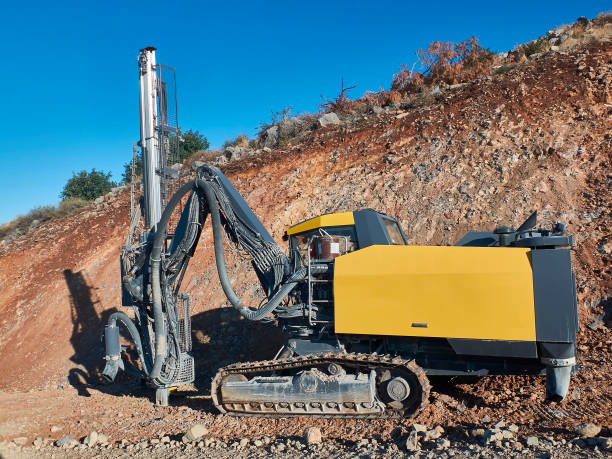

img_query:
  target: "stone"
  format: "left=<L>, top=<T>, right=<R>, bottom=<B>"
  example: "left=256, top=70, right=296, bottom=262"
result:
left=436, top=438, right=451, bottom=449
left=412, top=423, right=427, bottom=433
left=94, top=196, right=104, bottom=205
left=84, top=431, right=98, bottom=447
left=182, top=424, right=208, bottom=443
left=304, top=426, right=322, bottom=445
left=471, top=429, right=486, bottom=439
left=372, top=106, right=383, bottom=115
left=405, top=430, right=419, bottom=451
left=526, top=436, right=539, bottom=447
left=262, top=147, right=272, bottom=153
left=239, top=438, right=248, bottom=448
left=263, top=125, right=279, bottom=147
left=481, top=415, right=491, bottom=423
left=33, top=437, right=43, bottom=448
left=253, top=439, right=263, bottom=447
left=12, top=437, right=28, bottom=446
left=575, top=423, right=601, bottom=438
left=224, top=146, right=247, bottom=161
left=484, top=429, right=503, bottom=444
left=192, top=160, right=205, bottom=170
left=508, top=424, right=519, bottom=433
left=56, top=436, right=78, bottom=448
left=426, top=426, right=444, bottom=440
left=318, top=112, right=341, bottom=127
left=494, top=420, right=505, bottom=429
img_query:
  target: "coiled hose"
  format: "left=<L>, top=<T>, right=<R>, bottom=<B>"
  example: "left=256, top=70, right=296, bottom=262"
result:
left=102, top=311, right=151, bottom=382
left=148, top=178, right=305, bottom=381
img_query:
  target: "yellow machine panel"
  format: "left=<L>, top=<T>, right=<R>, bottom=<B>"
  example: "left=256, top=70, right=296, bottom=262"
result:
left=287, top=212, right=354, bottom=235
left=334, top=245, right=536, bottom=341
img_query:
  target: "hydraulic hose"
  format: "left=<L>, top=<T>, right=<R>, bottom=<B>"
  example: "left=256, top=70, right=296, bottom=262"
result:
left=149, top=180, right=197, bottom=380
left=149, top=177, right=306, bottom=380
left=195, top=178, right=305, bottom=320
left=113, top=311, right=151, bottom=373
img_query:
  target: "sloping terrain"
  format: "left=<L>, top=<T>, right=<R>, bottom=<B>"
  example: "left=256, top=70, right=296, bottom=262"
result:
left=0, top=38, right=610, bottom=456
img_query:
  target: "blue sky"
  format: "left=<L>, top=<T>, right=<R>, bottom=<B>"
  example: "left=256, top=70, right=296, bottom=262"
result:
left=0, top=1, right=608, bottom=224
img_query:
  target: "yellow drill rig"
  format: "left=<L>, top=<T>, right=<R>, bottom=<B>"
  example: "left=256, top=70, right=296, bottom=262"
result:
left=102, top=48, right=578, bottom=418
left=104, top=163, right=578, bottom=418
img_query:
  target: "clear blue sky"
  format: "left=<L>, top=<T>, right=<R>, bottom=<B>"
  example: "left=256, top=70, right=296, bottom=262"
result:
left=0, top=1, right=608, bottom=224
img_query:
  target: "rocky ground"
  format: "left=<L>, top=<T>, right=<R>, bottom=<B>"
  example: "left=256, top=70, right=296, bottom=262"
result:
left=0, top=21, right=611, bottom=459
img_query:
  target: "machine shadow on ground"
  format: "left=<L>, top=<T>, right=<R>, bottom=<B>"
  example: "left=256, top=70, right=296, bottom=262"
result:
left=163, top=307, right=285, bottom=411
left=64, top=269, right=150, bottom=399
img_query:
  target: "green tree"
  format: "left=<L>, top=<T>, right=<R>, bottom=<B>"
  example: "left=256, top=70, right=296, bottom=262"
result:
left=61, top=169, right=116, bottom=201
left=179, top=129, right=209, bottom=160
left=121, top=153, right=143, bottom=184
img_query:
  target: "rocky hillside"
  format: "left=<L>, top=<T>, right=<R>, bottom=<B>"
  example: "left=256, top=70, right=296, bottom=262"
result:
left=0, top=17, right=610, bottom=458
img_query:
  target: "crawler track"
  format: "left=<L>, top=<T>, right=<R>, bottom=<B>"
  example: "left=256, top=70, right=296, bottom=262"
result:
left=211, top=352, right=430, bottom=418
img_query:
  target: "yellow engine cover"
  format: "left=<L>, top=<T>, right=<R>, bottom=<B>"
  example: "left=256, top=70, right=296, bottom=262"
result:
left=333, top=245, right=536, bottom=341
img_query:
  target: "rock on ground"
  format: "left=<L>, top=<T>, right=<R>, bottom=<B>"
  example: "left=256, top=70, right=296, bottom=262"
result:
left=318, top=112, right=341, bottom=126
left=182, top=424, right=208, bottom=443
left=303, top=426, right=322, bottom=445
left=56, top=436, right=77, bottom=448
left=574, top=423, right=601, bottom=438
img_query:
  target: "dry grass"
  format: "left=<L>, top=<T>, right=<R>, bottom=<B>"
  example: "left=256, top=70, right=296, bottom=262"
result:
left=0, top=198, right=89, bottom=241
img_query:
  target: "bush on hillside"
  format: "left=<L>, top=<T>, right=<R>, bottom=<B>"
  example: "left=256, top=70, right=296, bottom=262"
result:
left=392, top=37, right=496, bottom=92
left=179, top=129, right=209, bottom=160
left=0, top=198, right=88, bottom=241
left=222, top=134, right=249, bottom=149
left=61, top=169, right=116, bottom=201
left=518, top=38, right=549, bottom=57
left=319, top=79, right=355, bottom=113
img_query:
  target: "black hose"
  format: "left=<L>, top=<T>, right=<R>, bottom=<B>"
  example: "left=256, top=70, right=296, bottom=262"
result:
left=149, top=176, right=305, bottom=379
left=107, top=311, right=152, bottom=375
left=149, top=180, right=196, bottom=380
left=195, top=178, right=305, bottom=320
left=195, top=178, right=242, bottom=308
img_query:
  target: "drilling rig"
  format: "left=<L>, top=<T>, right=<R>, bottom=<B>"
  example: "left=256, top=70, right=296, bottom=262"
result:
left=102, top=48, right=579, bottom=417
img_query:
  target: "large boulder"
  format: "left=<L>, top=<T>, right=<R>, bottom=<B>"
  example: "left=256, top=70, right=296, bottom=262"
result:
left=318, top=112, right=341, bottom=127
left=262, top=125, right=279, bottom=148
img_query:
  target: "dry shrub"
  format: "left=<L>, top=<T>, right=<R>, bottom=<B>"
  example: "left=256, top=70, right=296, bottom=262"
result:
left=319, top=79, right=356, bottom=113
left=592, top=12, right=612, bottom=27
left=381, top=89, right=402, bottom=106
left=392, top=37, right=496, bottom=93
left=222, top=134, right=249, bottom=149
left=518, top=38, right=550, bottom=57
left=188, top=149, right=225, bottom=164
left=361, top=91, right=382, bottom=109
left=0, top=198, right=89, bottom=241
left=409, top=85, right=436, bottom=108
left=350, top=100, right=369, bottom=113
